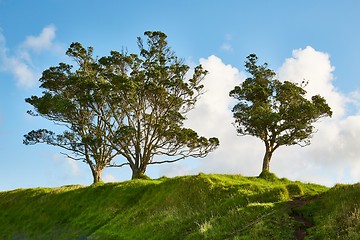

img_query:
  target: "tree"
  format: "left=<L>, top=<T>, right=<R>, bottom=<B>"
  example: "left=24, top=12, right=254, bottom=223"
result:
left=95, top=31, right=219, bottom=179
left=24, top=44, right=121, bottom=183
left=229, top=54, right=332, bottom=175
left=24, top=31, right=219, bottom=181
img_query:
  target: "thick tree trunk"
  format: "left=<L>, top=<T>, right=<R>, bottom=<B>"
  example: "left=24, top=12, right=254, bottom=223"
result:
left=131, top=166, right=147, bottom=179
left=91, top=168, right=103, bottom=184
left=262, top=149, right=273, bottom=173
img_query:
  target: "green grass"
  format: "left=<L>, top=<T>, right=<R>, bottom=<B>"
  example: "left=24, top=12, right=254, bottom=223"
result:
left=302, top=183, right=360, bottom=240
left=0, top=173, right=352, bottom=240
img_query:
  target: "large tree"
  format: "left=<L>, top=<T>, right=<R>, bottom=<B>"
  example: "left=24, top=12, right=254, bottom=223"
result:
left=229, top=54, right=332, bottom=175
left=25, top=31, right=219, bottom=181
left=24, top=44, right=121, bottom=183
left=95, top=31, right=219, bottom=179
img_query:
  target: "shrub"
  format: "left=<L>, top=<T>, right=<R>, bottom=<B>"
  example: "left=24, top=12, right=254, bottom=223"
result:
left=258, top=170, right=278, bottom=181
left=286, top=183, right=304, bottom=197
left=255, top=186, right=289, bottom=203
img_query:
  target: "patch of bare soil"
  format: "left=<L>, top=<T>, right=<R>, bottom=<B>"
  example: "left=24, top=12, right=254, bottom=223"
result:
left=287, top=197, right=314, bottom=240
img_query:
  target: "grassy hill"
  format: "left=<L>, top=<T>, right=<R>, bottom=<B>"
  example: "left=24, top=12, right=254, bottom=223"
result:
left=0, top=173, right=359, bottom=239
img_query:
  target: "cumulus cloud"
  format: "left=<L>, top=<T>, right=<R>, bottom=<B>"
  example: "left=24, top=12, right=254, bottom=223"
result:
left=161, top=47, right=360, bottom=187
left=181, top=55, right=264, bottom=176
left=278, top=46, right=346, bottom=118
left=0, top=25, right=62, bottom=88
left=272, top=47, right=360, bottom=185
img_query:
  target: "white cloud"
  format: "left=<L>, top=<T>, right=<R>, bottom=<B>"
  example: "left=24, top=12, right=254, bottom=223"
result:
left=3, top=55, right=38, bottom=88
left=273, top=47, right=360, bottom=186
left=65, top=157, right=81, bottom=176
left=52, top=153, right=82, bottom=177
left=156, top=160, right=194, bottom=178
left=348, top=90, right=360, bottom=114
left=221, top=43, right=233, bottom=52
left=23, top=25, right=55, bottom=50
left=21, top=25, right=61, bottom=53
left=182, top=55, right=264, bottom=176
left=0, top=32, right=37, bottom=88
left=220, top=34, right=234, bottom=52
left=278, top=46, right=346, bottom=118
left=103, top=174, right=118, bottom=183
left=0, top=25, right=62, bottom=88
left=176, top=47, right=360, bottom=187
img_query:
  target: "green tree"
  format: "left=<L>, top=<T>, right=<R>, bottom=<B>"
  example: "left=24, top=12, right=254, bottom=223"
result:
left=229, top=54, right=332, bottom=175
left=96, top=31, right=219, bottom=179
left=25, top=31, right=219, bottom=181
left=24, top=44, right=121, bottom=183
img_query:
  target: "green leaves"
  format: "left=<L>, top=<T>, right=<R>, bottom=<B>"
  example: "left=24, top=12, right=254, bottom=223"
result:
left=25, top=31, right=219, bottom=181
left=230, top=54, right=332, bottom=173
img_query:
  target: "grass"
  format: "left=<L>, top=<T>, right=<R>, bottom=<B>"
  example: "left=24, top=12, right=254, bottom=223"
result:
left=302, top=183, right=360, bottom=239
left=0, top=173, right=356, bottom=239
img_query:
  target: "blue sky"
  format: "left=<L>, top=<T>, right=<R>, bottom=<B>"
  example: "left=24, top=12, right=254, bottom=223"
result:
left=1, top=0, right=360, bottom=190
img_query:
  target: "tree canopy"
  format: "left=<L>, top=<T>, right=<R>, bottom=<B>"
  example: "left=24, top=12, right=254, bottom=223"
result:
left=24, top=31, right=219, bottom=181
left=96, top=31, right=219, bottom=179
left=24, top=44, right=119, bottom=183
left=229, top=54, right=332, bottom=174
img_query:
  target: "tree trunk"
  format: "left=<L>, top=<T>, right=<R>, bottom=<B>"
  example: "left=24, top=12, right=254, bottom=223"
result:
left=262, top=149, right=273, bottom=173
left=91, top=168, right=103, bottom=184
left=131, top=166, right=147, bottom=179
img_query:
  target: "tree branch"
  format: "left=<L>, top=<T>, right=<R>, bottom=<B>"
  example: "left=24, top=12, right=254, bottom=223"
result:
left=60, top=152, right=85, bottom=161
left=149, top=156, right=186, bottom=165
left=107, top=162, right=129, bottom=167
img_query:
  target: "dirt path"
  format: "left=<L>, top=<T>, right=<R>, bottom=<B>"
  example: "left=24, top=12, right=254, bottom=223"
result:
left=287, top=197, right=314, bottom=240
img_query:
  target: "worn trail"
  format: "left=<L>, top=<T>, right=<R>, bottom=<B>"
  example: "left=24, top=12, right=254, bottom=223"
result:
left=287, top=197, right=314, bottom=240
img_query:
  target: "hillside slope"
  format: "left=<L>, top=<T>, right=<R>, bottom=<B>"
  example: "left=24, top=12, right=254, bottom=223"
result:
left=0, top=174, right=357, bottom=239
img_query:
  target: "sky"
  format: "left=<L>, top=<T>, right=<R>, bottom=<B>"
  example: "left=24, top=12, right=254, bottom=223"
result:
left=1, top=0, right=360, bottom=190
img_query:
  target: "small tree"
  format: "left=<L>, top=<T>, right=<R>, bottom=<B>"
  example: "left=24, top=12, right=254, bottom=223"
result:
left=24, top=44, right=120, bottom=183
left=96, top=31, right=219, bottom=179
left=229, top=54, right=332, bottom=175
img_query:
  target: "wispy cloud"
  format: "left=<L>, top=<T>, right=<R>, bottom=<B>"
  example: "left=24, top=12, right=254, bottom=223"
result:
left=23, top=25, right=56, bottom=51
left=2, top=54, right=38, bottom=88
left=0, top=25, right=62, bottom=88
left=21, top=25, right=62, bottom=53
left=221, top=43, right=233, bottom=52
left=65, top=157, right=81, bottom=176
left=52, top=153, right=82, bottom=177
left=103, top=174, right=118, bottom=183
left=220, top=34, right=234, bottom=52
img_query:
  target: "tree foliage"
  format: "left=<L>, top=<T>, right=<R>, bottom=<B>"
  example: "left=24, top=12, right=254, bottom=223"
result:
left=24, top=45, right=119, bottom=183
left=229, top=54, right=332, bottom=174
left=24, top=31, right=219, bottom=181
left=95, top=31, right=219, bottom=179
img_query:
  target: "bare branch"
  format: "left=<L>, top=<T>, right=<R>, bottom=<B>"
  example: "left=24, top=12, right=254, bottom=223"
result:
left=107, top=162, right=129, bottom=168
left=60, top=152, right=85, bottom=161
left=149, top=156, right=186, bottom=165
